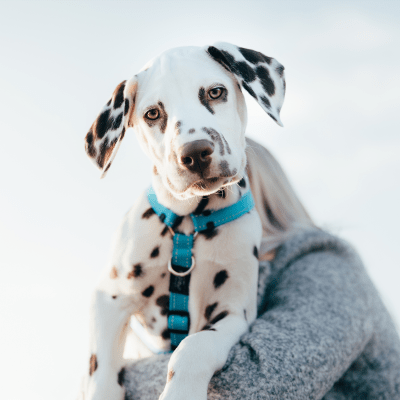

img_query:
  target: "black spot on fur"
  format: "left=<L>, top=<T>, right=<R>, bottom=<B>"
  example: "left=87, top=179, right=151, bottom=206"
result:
left=198, top=87, right=214, bottom=114
left=219, top=160, right=236, bottom=177
left=205, top=302, right=218, bottom=320
left=217, top=188, right=226, bottom=198
left=113, top=81, right=126, bottom=109
left=202, top=127, right=225, bottom=155
left=96, top=109, right=112, bottom=139
left=220, top=50, right=236, bottom=68
left=238, top=178, right=246, bottom=188
left=242, top=81, right=257, bottom=99
left=175, top=121, right=181, bottom=134
left=161, top=272, right=166, bottom=278
left=268, top=113, right=277, bottom=122
left=158, top=101, right=168, bottom=134
left=112, top=113, right=123, bottom=130
left=97, top=136, right=117, bottom=169
left=235, top=61, right=256, bottom=83
left=244, top=309, right=247, bottom=321
left=256, top=66, right=275, bottom=96
left=112, top=295, right=117, bottom=299
left=206, top=46, right=233, bottom=72
left=127, top=263, right=143, bottom=279
left=201, top=324, right=217, bottom=331
left=120, top=126, right=126, bottom=140
left=260, top=95, right=271, bottom=109
left=222, top=135, right=231, bottom=155
left=103, top=163, right=111, bottom=173
left=85, top=129, right=96, bottom=158
left=142, top=285, right=154, bottom=297
left=134, top=264, right=143, bottom=277
left=239, top=47, right=271, bottom=65
left=106, top=99, right=112, bottom=106
left=210, top=311, right=228, bottom=324
left=161, top=328, right=170, bottom=340
left=118, top=367, right=125, bottom=386
left=188, top=128, right=195, bottom=134
left=89, top=354, right=98, bottom=376
left=150, top=246, right=160, bottom=258
left=253, top=246, right=259, bottom=259
left=161, top=226, right=169, bottom=236
left=276, top=65, right=285, bottom=77
left=206, top=221, right=215, bottom=230
left=142, top=208, right=156, bottom=219
left=124, top=99, right=129, bottom=115
left=156, top=295, right=169, bottom=316
left=202, top=210, right=211, bottom=216
left=201, top=227, right=219, bottom=240
left=171, top=216, right=184, bottom=231
left=214, top=270, right=228, bottom=289
left=262, top=54, right=273, bottom=64
left=193, top=197, right=209, bottom=215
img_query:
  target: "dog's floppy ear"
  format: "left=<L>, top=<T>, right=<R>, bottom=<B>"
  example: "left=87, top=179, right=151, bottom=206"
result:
left=206, top=42, right=285, bottom=126
left=84, top=77, right=138, bottom=178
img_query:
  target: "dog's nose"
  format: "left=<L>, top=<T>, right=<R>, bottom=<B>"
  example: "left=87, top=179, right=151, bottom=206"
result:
left=179, top=140, right=214, bottom=174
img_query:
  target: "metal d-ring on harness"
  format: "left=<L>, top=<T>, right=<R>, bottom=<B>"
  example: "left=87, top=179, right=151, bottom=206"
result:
left=147, top=186, right=255, bottom=351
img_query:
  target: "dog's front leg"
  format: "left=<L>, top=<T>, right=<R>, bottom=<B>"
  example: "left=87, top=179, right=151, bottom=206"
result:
left=85, top=287, right=134, bottom=400
left=159, top=315, right=248, bottom=400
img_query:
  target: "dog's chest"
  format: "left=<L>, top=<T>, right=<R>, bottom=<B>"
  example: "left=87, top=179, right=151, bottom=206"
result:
left=109, top=183, right=260, bottom=352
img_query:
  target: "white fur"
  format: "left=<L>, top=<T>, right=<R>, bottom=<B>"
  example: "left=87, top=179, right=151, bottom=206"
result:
left=82, top=43, right=286, bottom=400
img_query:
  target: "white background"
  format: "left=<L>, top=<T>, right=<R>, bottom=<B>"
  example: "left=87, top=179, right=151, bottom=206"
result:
left=0, top=1, right=399, bottom=399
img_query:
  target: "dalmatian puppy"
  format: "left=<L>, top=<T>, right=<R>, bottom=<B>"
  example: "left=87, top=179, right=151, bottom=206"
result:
left=83, top=42, right=285, bottom=400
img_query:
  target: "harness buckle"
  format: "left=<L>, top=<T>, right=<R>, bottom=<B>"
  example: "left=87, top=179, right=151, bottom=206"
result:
left=168, top=257, right=196, bottom=277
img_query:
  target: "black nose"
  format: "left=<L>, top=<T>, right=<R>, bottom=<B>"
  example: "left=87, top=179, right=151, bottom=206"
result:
left=179, top=140, right=214, bottom=174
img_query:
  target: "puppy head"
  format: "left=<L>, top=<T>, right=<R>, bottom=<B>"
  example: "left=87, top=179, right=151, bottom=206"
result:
left=85, top=43, right=285, bottom=200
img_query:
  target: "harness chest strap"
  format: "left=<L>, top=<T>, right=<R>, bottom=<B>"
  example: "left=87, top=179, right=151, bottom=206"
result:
left=146, top=186, right=255, bottom=351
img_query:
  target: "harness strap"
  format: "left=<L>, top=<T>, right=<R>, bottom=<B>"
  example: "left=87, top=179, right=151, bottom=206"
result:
left=147, top=186, right=181, bottom=228
left=168, top=232, right=193, bottom=349
left=146, top=186, right=255, bottom=351
left=191, top=190, right=255, bottom=231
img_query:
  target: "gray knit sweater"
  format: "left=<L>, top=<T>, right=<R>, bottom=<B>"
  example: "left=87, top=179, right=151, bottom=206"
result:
left=122, top=227, right=400, bottom=399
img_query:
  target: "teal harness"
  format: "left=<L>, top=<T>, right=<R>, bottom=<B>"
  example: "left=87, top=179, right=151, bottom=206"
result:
left=147, top=186, right=255, bottom=351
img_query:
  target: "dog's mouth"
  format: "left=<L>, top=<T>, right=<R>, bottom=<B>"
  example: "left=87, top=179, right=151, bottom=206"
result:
left=165, top=157, right=245, bottom=199
left=189, top=177, right=220, bottom=190
left=185, top=175, right=237, bottom=196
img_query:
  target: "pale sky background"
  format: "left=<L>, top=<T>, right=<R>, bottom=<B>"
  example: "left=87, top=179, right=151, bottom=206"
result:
left=0, top=1, right=399, bottom=399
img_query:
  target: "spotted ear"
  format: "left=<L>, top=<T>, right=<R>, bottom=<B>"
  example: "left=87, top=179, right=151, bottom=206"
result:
left=85, top=77, right=137, bottom=178
left=206, top=42, right=285, bottom=126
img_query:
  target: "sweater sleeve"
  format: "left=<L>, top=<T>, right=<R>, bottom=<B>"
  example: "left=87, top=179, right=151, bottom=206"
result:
left=123, top=235, right=377, bottom=400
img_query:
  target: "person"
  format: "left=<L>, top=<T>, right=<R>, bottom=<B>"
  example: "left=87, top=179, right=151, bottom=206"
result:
left=120, top=138, right=400, bottom=399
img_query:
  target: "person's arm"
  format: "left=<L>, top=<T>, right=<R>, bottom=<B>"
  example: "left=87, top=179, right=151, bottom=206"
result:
left=122, top=240, right=376, bottom=400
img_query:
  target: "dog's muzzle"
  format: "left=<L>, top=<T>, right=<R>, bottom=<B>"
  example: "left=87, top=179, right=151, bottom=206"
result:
left=178, top=139, right=214, bottom=175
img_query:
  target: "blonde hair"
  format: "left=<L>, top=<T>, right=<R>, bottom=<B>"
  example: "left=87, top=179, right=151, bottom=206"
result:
left=245, top=137, right=315, bottom=257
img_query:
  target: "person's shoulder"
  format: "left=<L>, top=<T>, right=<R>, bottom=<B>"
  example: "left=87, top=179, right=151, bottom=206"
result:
left=272, top=226, right=362, bottom=271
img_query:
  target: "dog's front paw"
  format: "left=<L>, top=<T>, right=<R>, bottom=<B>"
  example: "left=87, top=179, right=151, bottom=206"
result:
left=159, top=392, right=206, bottom=400
left=159, top=382, right=207, bottom=400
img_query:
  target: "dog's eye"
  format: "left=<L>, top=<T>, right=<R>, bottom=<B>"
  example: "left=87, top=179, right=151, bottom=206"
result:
left=145, top=109, right=160, bottom=120
left=208, top=87, right=224, bottom=100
